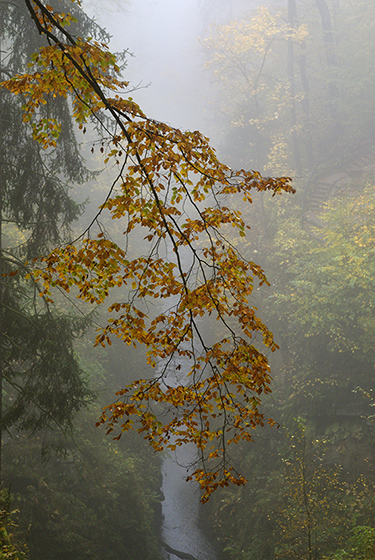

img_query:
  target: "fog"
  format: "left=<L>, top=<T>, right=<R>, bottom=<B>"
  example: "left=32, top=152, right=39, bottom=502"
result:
left=83, top=0, right=264, bottom=131
left=2, top=0, right=375, bottom=559
left=84, top=0, right=211, bottom=130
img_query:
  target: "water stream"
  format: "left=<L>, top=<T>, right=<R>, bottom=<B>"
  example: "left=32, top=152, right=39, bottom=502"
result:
left=161, top=443, right=217, bottom=560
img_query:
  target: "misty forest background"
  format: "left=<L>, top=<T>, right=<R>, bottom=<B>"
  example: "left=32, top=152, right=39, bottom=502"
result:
left=1, top=0, right=375, bottom=559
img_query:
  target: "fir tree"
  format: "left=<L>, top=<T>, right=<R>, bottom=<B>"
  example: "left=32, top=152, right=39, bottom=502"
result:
left=0, top=0, right=109, bottom=479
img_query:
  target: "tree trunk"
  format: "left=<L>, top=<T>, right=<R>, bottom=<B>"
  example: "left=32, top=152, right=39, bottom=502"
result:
left=0, top=32, right=4, bottom=486
left=298, top=28, right=314, bottom=168
left=287, top=0, right=302, bottom=174
left=315, top=0, right=342, bottom=135
left=315, top=0, right=337, bottom=67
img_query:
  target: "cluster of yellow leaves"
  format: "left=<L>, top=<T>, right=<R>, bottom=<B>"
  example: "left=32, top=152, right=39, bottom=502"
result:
left=1, top=0, right=294, bottom=500
left=202, top=6, right=309, bottom=175
left=203, top=7, right=308, bottom=84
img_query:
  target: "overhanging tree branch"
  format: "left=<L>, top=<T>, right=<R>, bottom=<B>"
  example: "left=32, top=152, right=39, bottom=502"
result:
left=2, top=0, right=295, bottom=501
